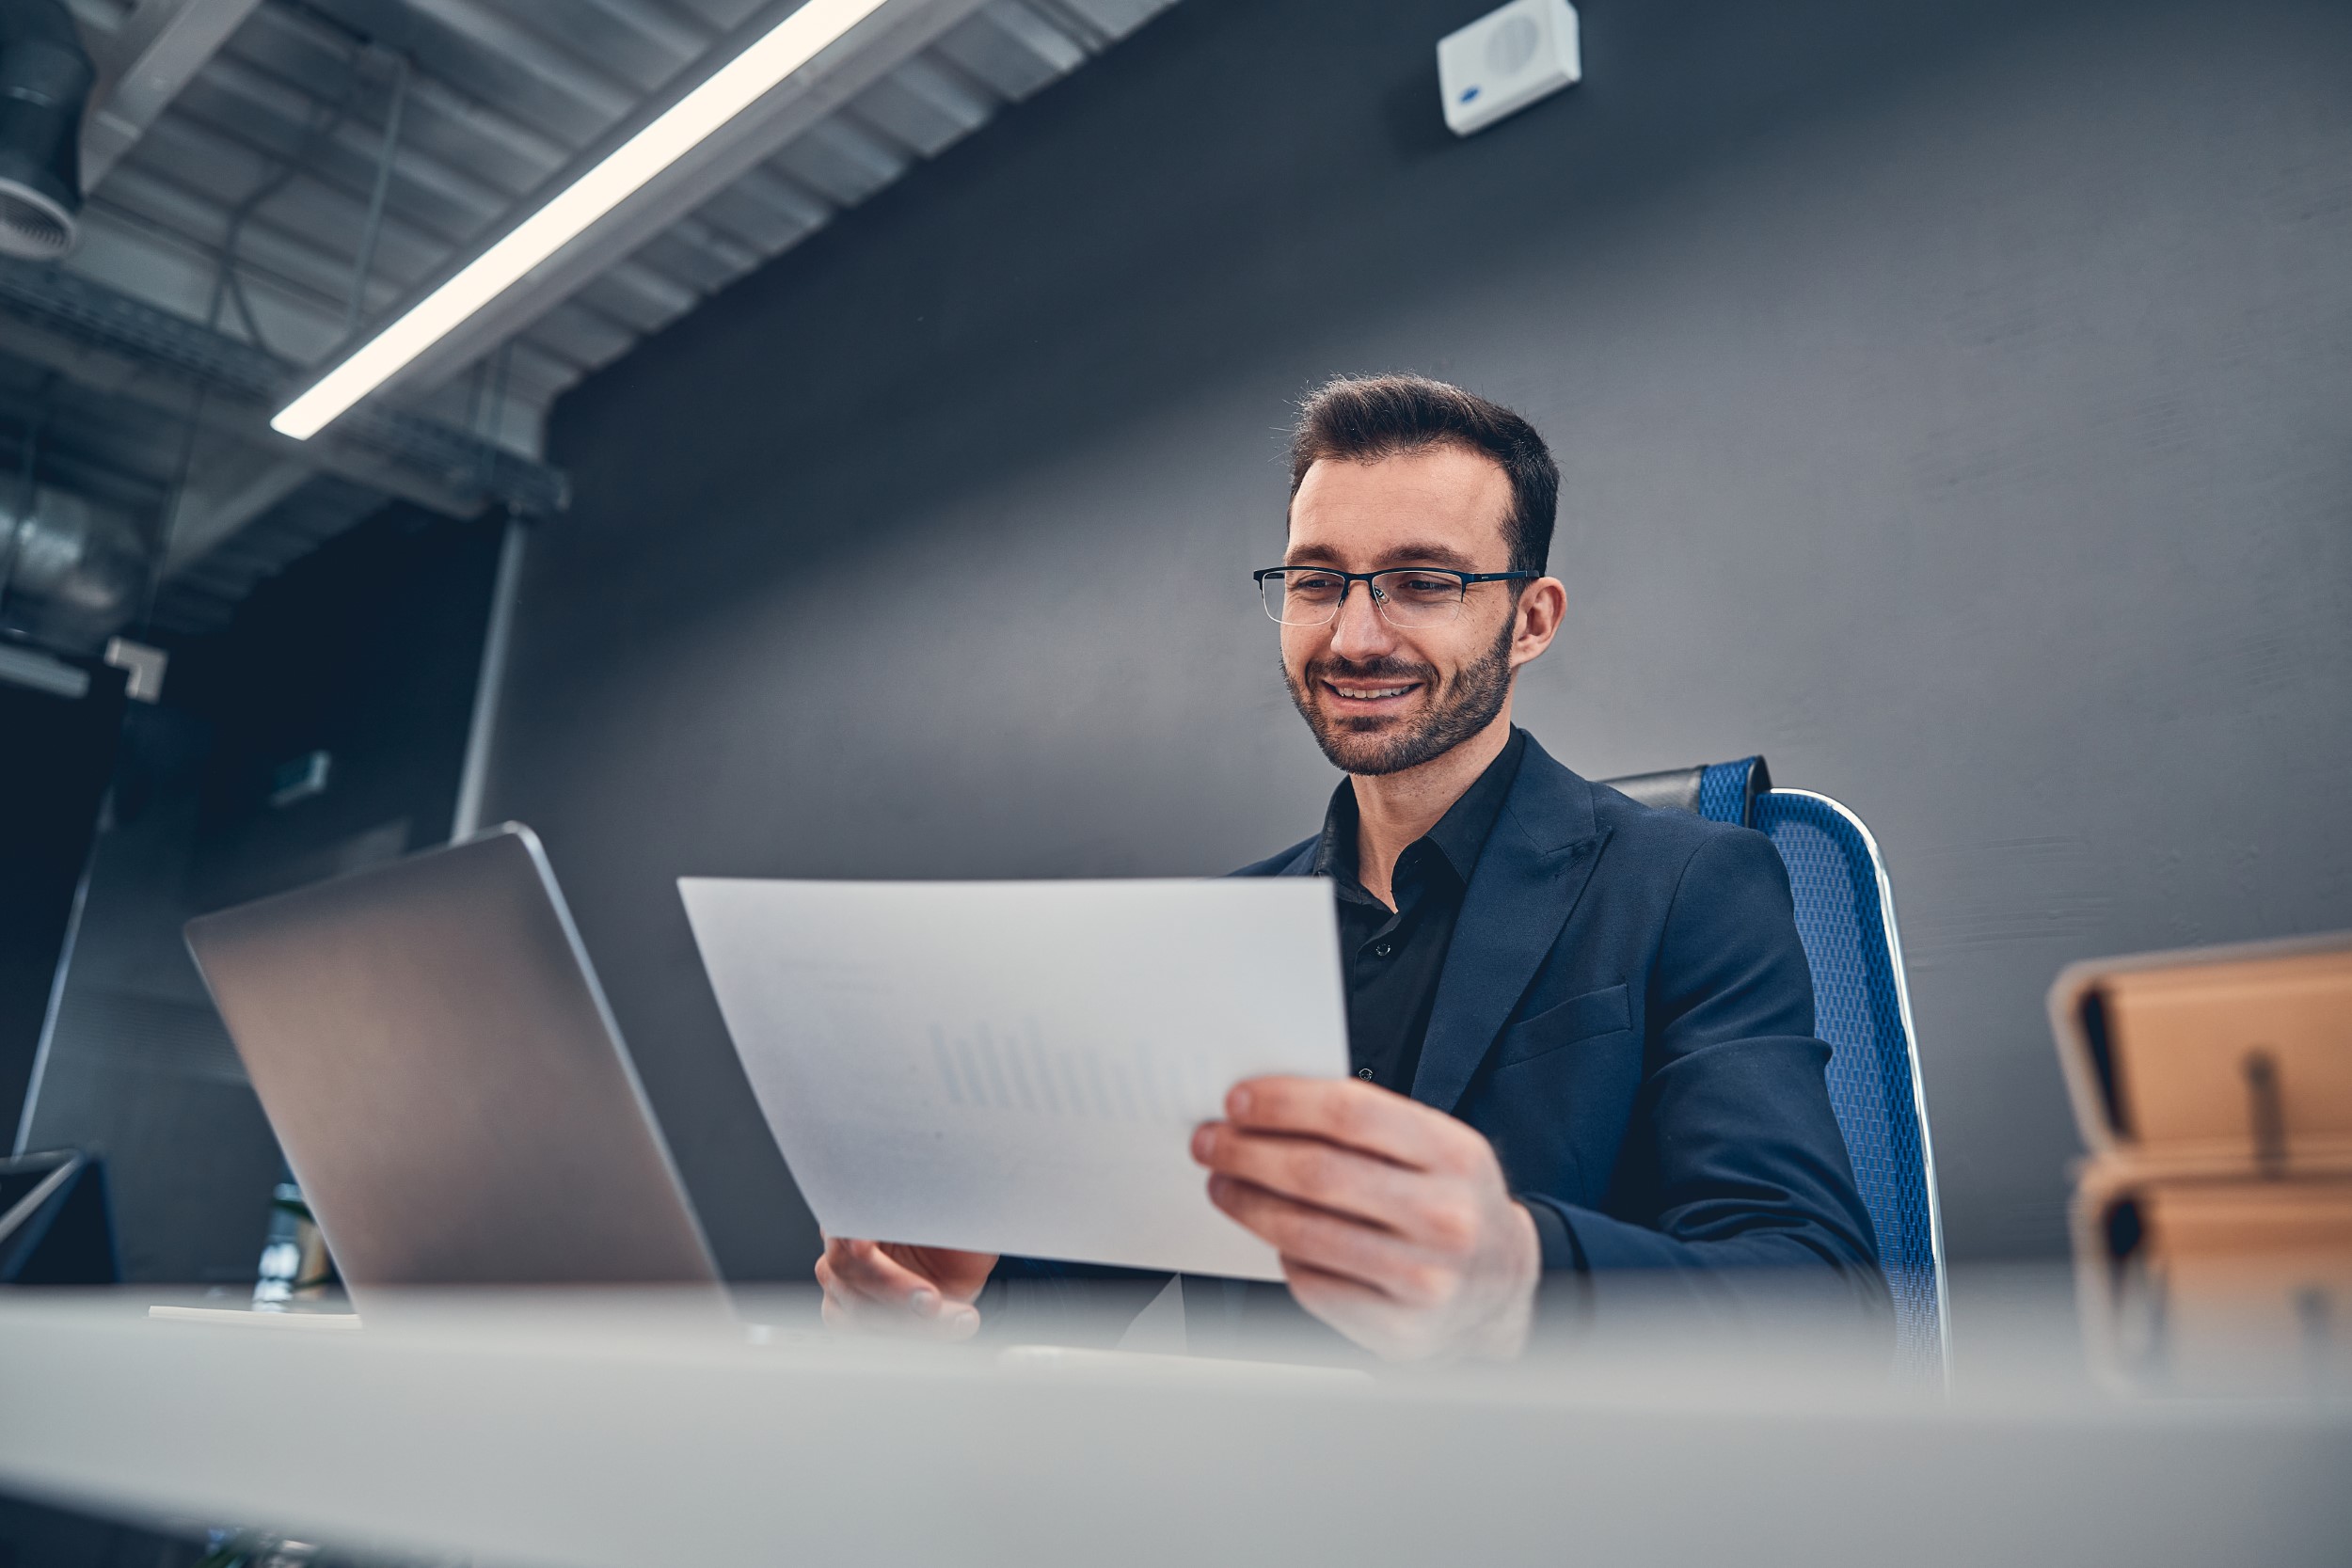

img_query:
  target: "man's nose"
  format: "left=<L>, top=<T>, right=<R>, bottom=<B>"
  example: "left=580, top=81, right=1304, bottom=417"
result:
left=1327, top=581, right=1397, bottom=659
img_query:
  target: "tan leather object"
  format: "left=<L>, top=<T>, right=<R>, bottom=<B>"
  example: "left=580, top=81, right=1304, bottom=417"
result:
left=2095, top=952, right=2352, bottom=1154
left=2051, top=932, right=2352, bottom=1168
left=2049, top=932, right=2352, bottom=1394
left=2074, top=1169, right=2352, bottom=1395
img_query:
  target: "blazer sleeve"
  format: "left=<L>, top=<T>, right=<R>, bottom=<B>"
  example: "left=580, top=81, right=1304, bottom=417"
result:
left=1517, top=828, right=1893, bottom=1329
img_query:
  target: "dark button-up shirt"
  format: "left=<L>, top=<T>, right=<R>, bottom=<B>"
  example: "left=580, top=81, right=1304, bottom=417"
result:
left=1314, top=728, right=1527, bottom=1093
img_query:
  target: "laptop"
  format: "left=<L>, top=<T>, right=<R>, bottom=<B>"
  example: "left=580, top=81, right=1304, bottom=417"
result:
left=185, top=824, right=722, bottom=1307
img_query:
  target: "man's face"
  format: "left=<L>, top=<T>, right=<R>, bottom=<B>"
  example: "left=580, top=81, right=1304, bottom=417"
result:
left=1279, top=445, right=1550, bottom=777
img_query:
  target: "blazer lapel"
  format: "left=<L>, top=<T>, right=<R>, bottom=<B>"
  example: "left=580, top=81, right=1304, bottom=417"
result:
left=1409, top=739, right=1610, bottom=1116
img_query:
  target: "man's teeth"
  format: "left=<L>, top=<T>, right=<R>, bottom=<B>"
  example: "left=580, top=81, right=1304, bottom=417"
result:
left=1333, top=684, right=1414, bottom=699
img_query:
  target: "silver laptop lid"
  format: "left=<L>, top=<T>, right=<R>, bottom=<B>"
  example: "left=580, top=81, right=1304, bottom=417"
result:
left=185, top=824, right=720, bottom=1297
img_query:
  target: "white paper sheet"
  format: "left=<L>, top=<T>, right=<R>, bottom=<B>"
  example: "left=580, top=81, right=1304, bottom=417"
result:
left=678, top=878, right=1348, bottom=1281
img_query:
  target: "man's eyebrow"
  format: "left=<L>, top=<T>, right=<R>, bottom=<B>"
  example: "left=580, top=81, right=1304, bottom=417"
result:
left=1282, top=542, right=1486, bottom=570
left=1375, top=542, right=1481, bottom=571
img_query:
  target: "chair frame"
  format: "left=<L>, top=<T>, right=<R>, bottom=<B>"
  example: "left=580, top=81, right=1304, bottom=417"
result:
left=1763, top=788, right=1951, bottom=1379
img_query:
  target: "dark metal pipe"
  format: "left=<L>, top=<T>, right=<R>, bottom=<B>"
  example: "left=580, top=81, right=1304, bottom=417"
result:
left=0, top=0, right=93, bottom=260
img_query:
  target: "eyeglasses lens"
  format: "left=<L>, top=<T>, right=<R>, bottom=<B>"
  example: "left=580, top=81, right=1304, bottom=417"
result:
left=1261, top=570, right=1466, bottom=627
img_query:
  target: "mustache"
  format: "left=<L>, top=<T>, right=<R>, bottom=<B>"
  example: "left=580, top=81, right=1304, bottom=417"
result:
left=1305, top=654, right=1437, bottom=686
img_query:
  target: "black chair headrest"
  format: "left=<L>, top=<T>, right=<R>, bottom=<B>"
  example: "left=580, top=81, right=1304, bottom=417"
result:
left=1599, top=756, right=1773, bottom=827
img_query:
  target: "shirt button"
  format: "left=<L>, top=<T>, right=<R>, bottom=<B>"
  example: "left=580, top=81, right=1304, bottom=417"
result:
left=1357, top=1068, right=1375, bottom=1080
left=1373, top=942, right=1393, bottom=958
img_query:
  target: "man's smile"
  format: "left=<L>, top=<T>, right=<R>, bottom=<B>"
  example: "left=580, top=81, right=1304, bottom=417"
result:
left=1321, top=677, right=1425, bottom=709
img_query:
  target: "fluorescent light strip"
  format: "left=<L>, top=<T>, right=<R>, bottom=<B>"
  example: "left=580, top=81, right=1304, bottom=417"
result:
left=272, top=0, right=893, bottom=440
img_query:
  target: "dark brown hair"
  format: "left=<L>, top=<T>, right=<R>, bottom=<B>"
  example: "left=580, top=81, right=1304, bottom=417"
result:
left=1287, top=373, right=1560, bottom=576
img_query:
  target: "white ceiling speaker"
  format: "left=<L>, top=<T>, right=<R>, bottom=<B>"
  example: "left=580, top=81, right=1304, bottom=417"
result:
left=1438, top=0, right=1581, bottom=137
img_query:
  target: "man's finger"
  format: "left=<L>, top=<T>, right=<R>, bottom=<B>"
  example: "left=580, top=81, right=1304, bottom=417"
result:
left=818, top=1237, right=977, bottom=1333
left=1222, top=1076, right=1482, bottom=1173
left=822, top=1237, right=936, bottom=1303
left=1206, top=1174, right=1442, bottom=1305
left=1282, top=1255, right=1405, bottom=1320
left=1192, top=1123, right=1454, bottom=1240
left=818, top=1261, right=981, bottom=1339
left=1280, top=1258, right=1423, bottom=1357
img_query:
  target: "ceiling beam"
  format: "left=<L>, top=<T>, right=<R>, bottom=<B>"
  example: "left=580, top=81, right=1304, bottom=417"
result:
left=340, top=0, right=996, bottom=404
left=159, top=447, right=311, bottom=576
left=0, top=306, right=453, bottom=516
left=0, top=259, right=565, bottom=518
left=81, top=0, right=270, bottom=193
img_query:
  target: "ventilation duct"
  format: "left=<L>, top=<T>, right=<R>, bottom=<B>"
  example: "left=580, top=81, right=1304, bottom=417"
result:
left=0, top=0, right=90, bottom=260
left=0, top=486, right=145, bottom=648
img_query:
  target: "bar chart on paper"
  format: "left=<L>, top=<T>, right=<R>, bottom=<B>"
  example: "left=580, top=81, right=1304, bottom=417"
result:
left=679, top=877, right=1349, bottom=1279
left=926, top=1017, right=1223, bottom=1124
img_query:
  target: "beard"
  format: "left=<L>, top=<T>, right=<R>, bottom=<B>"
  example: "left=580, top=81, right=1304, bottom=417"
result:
left=1284, top=615, right=1517, bottom=777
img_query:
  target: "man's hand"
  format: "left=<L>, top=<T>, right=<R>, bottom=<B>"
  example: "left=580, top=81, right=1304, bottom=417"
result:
left=1190, top=1076, right=1540, bottom=1362
left=814, top=1237, right=996, bottom=1340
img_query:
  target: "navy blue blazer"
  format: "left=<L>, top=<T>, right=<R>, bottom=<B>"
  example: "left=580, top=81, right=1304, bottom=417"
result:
left=1232, top=733, right=1887, bottom=1324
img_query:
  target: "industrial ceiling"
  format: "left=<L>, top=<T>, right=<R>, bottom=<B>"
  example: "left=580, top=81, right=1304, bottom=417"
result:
left=0, top=0, right=1178, bottom=646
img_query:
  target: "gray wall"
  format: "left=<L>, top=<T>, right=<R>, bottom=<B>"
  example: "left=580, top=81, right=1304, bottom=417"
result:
left=489, top=0, right=2352, bottom=1282
left=22, top=507, right=502, bottom=1282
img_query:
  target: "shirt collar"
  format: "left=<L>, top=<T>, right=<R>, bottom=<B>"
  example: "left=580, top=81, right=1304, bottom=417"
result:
left=1311, top=726, right=1530, bottom=891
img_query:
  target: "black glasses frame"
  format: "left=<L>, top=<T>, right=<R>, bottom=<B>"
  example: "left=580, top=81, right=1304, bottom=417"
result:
left=1251, top=565, right=1534, bottom=625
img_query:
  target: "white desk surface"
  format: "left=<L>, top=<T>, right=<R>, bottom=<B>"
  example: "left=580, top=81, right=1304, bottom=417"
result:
left=0, top=1276, right=2344, bottom=1568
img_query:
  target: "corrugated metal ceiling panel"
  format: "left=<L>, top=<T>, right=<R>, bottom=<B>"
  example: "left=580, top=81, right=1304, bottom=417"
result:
left=10, top=0, right=1185, bottom=641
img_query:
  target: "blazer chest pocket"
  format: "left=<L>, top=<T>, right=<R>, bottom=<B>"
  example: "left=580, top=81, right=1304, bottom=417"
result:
left=1495, top=982, right=1632, bottom=1069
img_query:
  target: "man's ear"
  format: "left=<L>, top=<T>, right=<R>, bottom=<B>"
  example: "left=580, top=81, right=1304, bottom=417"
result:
left=1510, top=577, right=1566, bottom=668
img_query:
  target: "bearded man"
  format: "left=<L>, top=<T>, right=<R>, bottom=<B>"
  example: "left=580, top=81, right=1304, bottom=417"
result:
left=818, top=374, right=1888, bottom=1361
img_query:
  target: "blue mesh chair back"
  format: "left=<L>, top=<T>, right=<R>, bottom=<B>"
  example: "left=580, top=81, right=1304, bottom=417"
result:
left=1610, top=755, right=1949, bottom=1380
left=1695, top=755, right=1772, bottom=827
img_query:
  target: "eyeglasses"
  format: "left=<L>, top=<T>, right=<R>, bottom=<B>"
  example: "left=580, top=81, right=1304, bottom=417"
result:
left=1252, top=565, right=1534, bottom=627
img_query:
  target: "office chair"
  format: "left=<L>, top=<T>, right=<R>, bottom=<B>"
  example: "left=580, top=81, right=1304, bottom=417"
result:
left=1601, top=756, right=1950, bottom=1382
